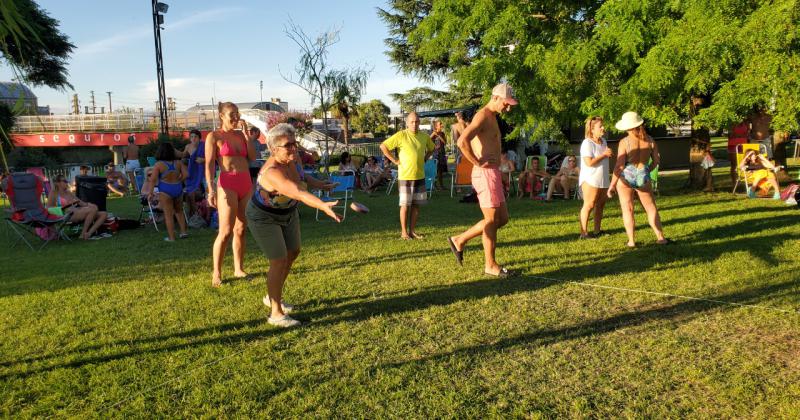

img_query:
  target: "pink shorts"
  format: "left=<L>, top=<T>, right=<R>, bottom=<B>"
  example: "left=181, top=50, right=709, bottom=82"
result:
left=471, top=167, right=505, bottom=208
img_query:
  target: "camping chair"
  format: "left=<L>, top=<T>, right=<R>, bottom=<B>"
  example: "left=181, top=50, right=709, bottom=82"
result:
left=317, top=173, right=355, bottom=221
left=732, top=143, right=768, bottom=194
left=386, top=169, right=399, bottom=195
left=137, top=194, right=162, bottom=231
left=515, top=156, right=547, bottom=197
left=542, top=157, right=580, bottom=200
left=649, top=164, right=660, bottom=196
left=3, top=172, right=68, bottom=251
left=424, top=159, right=437, bottom=198
left=25, top=167, right=49, bottom=203
left=450, top=158, right=473, bottom=197
left=524, top=155, right=547, bottom=171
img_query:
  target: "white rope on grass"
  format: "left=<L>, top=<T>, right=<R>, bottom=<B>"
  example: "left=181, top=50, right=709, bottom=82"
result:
left=104, top=274, right=797, bottom=411
left=103, top=340, right=267, bottom=412
left=528, top=275, right=800, bottom=316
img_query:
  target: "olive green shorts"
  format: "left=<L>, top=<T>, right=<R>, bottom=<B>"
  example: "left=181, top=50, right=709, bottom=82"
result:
left=245, top=201, right=301, bottom=260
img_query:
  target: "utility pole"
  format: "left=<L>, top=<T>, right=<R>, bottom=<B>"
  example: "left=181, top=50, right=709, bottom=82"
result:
left=152, top=0, right=170, bottom=135
left=90, top=90, right=96, bottom=114
left=71, top=94, right=79, bottom=114
left=259, top=80, right=263, bottom=107
left=106, top=91, right=112, bottom=113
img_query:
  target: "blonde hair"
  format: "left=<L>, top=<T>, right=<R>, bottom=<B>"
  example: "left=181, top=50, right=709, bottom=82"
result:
left=584, top=116, right=603, bottom=139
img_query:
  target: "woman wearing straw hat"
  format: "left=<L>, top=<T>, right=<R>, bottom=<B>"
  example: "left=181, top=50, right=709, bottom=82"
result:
left=608, top=112, right=671, bottom=247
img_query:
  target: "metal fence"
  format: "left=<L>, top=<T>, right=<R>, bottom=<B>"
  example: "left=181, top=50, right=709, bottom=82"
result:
left=11, top=113, right=149, bottom=133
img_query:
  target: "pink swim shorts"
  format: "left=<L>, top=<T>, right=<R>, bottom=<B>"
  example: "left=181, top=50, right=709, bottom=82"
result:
left=471, top=167, right=505, bottom=208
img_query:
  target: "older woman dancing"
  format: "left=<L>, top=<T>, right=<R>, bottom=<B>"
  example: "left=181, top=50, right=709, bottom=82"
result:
left=608, top=112, right=671, bottom=247
left=206, top=102, right=256, bottom=287
left=247, top=123, right=341, bottom=328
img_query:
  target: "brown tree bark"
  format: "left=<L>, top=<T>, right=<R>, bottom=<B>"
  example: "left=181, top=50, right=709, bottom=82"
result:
left=687, top=95, right=711, bottom=189
left=773, top=130, right=791, bottom=182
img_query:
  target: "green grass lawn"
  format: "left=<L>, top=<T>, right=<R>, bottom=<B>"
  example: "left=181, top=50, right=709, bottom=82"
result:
left=1, top=168, right=799, bottom=417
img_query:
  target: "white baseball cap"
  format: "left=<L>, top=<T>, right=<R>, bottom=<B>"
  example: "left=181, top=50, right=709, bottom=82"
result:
left=491, top=83, right=518, bottom=105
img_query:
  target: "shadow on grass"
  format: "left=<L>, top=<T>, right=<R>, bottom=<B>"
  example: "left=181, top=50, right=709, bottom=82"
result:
left=374, top=278, right=800, bottom=372
left=0, top=274, right=556, bottom=380
left=511, top=214, right=800, bottom=283
left=1, top=196, right=796, bottom=379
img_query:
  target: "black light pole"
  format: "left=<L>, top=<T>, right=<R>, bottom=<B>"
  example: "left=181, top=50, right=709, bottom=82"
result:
left=152, top=1, right=169, bottom=135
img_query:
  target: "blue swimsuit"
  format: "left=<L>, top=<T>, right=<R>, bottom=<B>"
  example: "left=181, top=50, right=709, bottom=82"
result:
left=622, top=138, right=652, bottom=189
left=157, top=161, right=183, bottom=199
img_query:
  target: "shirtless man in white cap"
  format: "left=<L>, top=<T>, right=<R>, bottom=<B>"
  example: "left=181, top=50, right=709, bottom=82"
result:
left=448, top=83, right=518, bottom=277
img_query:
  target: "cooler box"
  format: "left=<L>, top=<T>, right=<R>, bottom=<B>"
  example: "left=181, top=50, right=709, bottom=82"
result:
left=76, top=175, right=108, bottom=211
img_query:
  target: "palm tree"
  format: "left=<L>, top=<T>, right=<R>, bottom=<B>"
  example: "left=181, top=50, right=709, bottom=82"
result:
left=327, top=68, right=370, bottom=147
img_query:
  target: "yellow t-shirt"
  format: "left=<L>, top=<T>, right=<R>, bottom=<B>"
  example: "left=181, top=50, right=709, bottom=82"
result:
left=382, top=130, right=435, bottom=180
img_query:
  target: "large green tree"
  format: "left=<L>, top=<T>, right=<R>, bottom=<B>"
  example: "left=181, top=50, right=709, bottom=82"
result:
left=351, top=99, right=390, bottom=135
left=379, top=0, right=800, bottom=186
left=0, top=0, right=74, bottom=89
left=0, top=0, right=74, bottom=171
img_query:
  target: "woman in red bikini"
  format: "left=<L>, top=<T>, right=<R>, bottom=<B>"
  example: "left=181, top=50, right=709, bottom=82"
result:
left=205, top=102, right=257, bottom=287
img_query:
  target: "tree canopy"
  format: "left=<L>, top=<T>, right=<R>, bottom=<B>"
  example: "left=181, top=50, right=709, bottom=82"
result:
left=0, top=0, right=74, bottom=90
left=351, top=99, right=390, bottom=135
left=379, top=0, right=800, bottom=135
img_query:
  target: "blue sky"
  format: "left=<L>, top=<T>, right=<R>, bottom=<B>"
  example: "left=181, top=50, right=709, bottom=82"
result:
left=0, top=1, right=444, bottom=114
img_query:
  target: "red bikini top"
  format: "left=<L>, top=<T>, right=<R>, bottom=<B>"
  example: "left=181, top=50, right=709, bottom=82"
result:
left=218, top=137, right=248, bottom=157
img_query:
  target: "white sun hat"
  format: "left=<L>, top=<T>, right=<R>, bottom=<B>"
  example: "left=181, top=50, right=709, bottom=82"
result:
left=615, top=111, right=644, bottom=131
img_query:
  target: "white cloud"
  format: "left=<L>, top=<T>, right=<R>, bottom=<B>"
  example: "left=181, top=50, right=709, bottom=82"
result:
left=76, top=8, right=243, bottom=57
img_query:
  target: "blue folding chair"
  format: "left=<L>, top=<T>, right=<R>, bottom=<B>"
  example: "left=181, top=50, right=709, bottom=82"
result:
left=424, top=159, right=437, bottom=198
left=316, top=172, right=355, bottom=221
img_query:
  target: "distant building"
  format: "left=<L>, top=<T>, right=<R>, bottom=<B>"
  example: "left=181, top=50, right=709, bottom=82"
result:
left=185, top=100, right=286, bottom=113
left=0, top=81, right=48, bottom=115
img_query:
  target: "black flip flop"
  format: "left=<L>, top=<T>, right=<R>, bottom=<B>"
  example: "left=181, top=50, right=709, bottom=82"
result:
left=447, top=237, right=463, bottom=267
left=485, top=267, right=513, bottom=278
left=657, top=238, right=675, bottom=245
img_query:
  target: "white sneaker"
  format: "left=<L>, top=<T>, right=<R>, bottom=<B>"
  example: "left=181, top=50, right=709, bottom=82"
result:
left=267, top=315, right=301, bottom=328
left=262, top=296, right=294, bottom=313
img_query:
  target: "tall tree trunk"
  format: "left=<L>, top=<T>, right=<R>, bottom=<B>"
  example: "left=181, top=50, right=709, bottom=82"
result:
left=773, top=130, right=791, bottom=182
left=342, top=115, right=350, bottom=148
left=687, top=95, right=711, bottom=189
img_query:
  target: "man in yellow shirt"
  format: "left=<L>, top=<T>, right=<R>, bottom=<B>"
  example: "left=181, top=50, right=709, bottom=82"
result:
left=380, top=112, right=435, bottom=239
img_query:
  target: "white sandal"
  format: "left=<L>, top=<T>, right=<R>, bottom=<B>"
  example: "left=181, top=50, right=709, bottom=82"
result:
left=262, top=296, right=294, bottom=313
left=268, top=315, right=301, bottom=328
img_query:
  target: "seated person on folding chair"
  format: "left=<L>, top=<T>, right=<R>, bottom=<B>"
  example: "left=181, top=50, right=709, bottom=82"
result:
left=149, top=143, right=189, bottom=241
left=338, top=151, right=357, bottom=175
left=545, top=156, right=580, bottom=201
left=105, top=164, right=128, bottom=197
left=139, top=167, right=163, bottom=225
left=47, top=174, right=109, bottom=240
left=499, top=150, right=516, bottom=194
left=517, top=157, right=549, bottom=199
left=740, top=149, right=781, bottom=199
left=362, top=156, right=385, bottom=193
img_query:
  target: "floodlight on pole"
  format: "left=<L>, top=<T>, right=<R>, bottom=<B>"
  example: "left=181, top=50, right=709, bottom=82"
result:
left=151, top=0, right=169, bottom=135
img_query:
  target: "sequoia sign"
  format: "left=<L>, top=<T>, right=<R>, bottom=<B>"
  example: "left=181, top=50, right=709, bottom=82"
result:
left=10, top=131, right=209, bottom=147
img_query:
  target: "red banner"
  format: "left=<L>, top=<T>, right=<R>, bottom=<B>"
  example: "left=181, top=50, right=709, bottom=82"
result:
left=10, top=130, right=268, bottom=147
left=10, top=131, right=212, bottom=147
